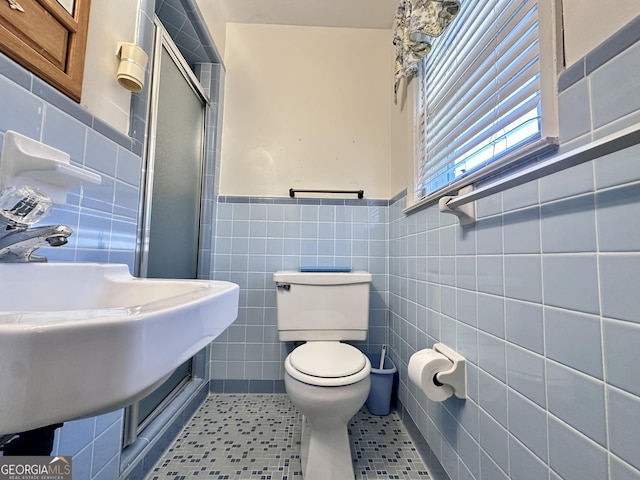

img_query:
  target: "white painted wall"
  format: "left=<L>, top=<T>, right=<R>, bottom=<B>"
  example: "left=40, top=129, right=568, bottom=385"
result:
left=74, top=0, right=640, bottom=168
left=80, top=0, right=140, bottom=134
left=219, top=23, right=393, bottom=199
left=562, top=0, right=639, bottom=66
left=389, top=76, right=412, bottom=200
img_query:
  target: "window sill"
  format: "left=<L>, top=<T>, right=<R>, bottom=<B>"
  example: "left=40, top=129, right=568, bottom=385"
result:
left=403, top=137, right=558, bottom=216
left=404, top=124, right=640, bottom=222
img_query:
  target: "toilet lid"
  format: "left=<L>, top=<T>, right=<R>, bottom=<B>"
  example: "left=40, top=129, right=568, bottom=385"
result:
left=289, top=342, right=366, bottom=378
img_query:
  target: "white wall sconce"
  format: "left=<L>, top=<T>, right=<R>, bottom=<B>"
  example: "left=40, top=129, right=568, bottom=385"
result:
left=116, top=42, right=148, bottom=92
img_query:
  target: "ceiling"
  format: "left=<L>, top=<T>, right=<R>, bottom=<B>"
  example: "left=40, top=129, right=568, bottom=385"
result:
left=215, top=0, right=398, bottom=29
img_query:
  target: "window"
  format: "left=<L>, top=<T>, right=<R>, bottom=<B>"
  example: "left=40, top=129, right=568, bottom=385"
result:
left=413, top=0, right=559, bottom=204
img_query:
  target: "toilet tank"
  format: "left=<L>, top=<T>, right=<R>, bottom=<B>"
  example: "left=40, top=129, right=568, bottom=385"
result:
left=273, top=270, right=372, bottom=341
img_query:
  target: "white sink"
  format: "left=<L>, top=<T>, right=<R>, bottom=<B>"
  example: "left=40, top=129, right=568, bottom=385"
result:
left=0, top=263, right=239, bottom=434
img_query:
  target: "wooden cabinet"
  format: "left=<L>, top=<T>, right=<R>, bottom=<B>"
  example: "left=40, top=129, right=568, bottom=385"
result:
left=0, top=0, right=91, bottom=102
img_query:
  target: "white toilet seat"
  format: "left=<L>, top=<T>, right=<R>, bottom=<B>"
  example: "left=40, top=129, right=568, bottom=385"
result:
left=285, top=342, right=371, bottom=387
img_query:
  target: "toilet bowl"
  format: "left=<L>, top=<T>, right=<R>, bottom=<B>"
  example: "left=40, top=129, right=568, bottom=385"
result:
left=284, top=341, right=371, bottom=480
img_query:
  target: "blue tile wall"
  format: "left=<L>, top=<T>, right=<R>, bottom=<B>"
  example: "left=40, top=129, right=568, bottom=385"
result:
left=0, top=62, right=140, bottom=480
left=557, top=15, right=640, bottom=92
left=590, top=41, right=640, bottom=129
left=156, top=0, right=222, bottom=67
left=388, top=28, right=640, bottom=480
left=210, top=197, right=389, bottom=385
left=0, top=43, right=146, bottom=479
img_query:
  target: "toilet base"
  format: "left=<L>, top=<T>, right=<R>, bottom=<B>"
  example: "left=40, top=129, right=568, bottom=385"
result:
left=285, top=372, right=370, bottom=480
left=300, top=414, right=354, bottom=480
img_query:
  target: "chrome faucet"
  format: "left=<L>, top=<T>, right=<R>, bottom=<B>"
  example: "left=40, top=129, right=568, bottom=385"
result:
left=0, top=185, right=72, bottom=263
left=0, top=224, right=73, bottom=263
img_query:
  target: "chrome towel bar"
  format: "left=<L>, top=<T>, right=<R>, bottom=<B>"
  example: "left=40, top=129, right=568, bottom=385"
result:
left=440, top=123, right=640, bottom=225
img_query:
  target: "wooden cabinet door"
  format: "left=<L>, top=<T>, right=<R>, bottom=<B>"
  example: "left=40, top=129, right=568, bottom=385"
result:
left=0, top=0, right=91, bottom=102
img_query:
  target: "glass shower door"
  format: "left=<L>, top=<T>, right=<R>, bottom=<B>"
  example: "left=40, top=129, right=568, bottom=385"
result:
left=145, top=44, right=204, bottom=280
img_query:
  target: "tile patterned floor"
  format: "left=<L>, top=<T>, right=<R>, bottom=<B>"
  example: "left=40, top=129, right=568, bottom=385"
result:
left=147, top=394, right=430, bottom=480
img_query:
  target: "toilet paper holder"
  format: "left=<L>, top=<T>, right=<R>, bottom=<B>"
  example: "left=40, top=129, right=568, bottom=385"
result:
left=433, top=343, right=466, bottom=399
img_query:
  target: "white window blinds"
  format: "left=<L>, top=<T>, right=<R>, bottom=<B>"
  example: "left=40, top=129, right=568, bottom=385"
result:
left=416, top=0, right=552, bottom=199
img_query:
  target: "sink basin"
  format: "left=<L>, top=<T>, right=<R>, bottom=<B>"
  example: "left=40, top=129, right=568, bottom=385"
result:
left=0, top=263, right=239, bottom=434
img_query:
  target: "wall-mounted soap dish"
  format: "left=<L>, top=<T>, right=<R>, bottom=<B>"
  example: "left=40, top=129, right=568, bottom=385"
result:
left=0, top=131, right=101, bottom=204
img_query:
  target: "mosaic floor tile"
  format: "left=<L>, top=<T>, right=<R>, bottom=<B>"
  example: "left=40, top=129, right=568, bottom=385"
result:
left=147, top=394, right=430, bottom=480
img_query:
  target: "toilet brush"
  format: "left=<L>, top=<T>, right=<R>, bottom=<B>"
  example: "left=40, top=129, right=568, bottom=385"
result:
left=379, top=344, right=386, bottom=370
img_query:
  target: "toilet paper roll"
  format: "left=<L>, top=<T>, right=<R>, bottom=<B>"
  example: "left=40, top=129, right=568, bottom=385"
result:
left=408, top=349, right=455, bottom=402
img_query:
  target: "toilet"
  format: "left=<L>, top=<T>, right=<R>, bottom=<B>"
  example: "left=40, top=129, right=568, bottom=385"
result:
left=273, top=270, right=372, bottom=480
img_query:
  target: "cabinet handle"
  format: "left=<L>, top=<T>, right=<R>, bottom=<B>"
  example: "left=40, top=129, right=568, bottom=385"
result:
left=7, top=0, right=25, bottom=12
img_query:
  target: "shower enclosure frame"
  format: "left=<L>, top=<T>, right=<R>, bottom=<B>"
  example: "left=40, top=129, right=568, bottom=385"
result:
left=122, top=16, right=210, bottom=448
